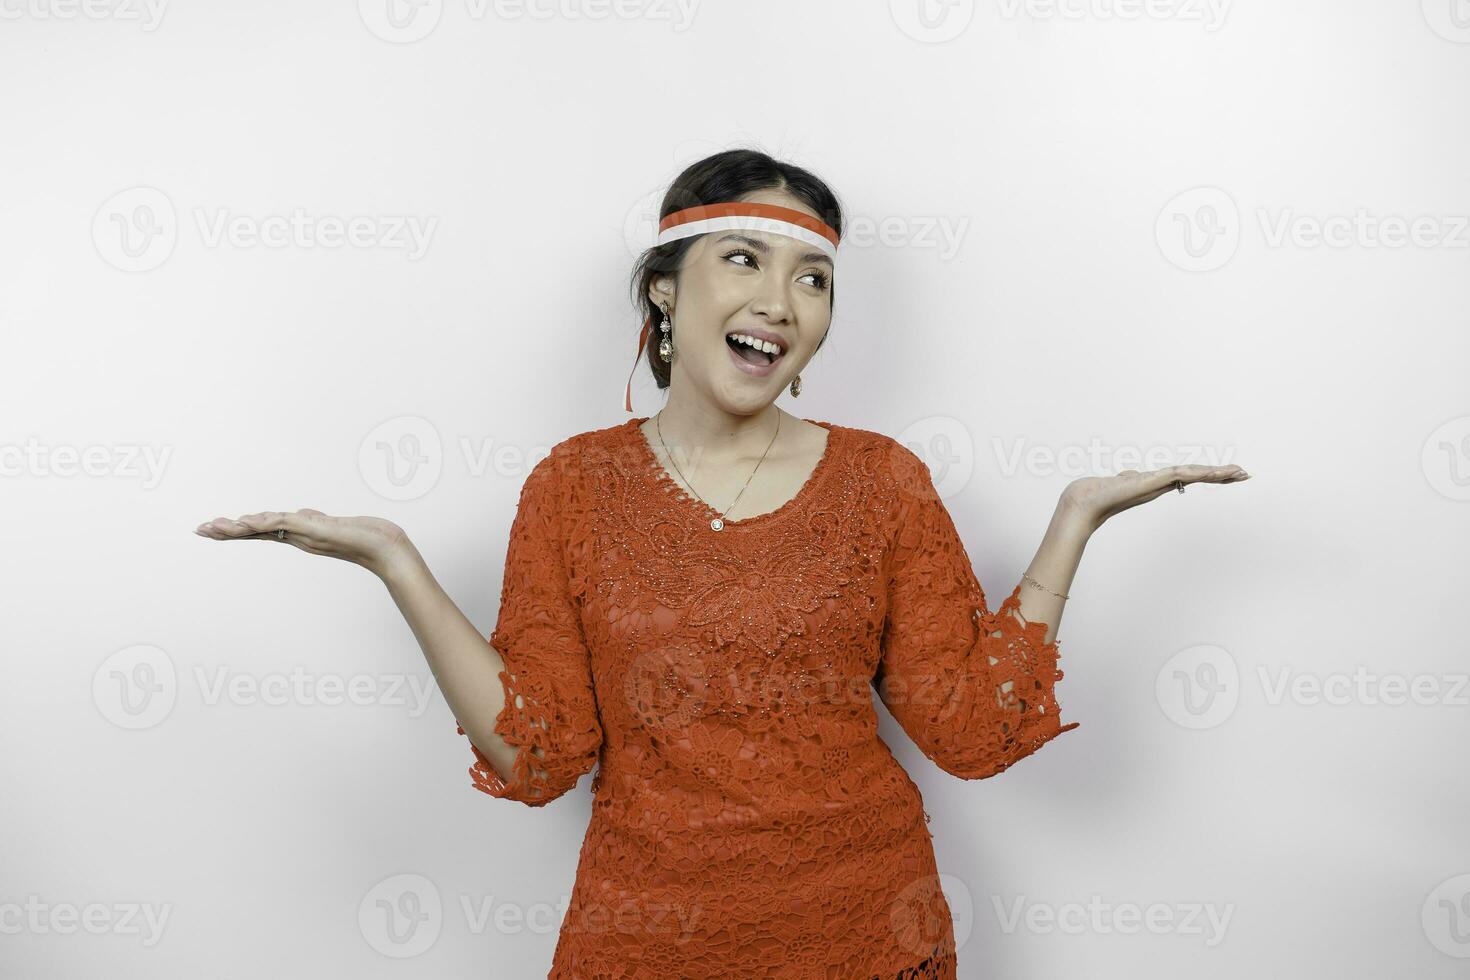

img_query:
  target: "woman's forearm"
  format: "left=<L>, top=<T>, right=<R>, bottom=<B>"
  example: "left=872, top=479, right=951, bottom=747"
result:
left=1011, top=500, right=1094, bottom=646
left=1010, top=461, right=1250, bottom=645
left=377, top=541, right=525, bottom=782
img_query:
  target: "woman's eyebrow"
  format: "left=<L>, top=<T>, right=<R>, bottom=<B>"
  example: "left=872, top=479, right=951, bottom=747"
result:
left=713, top=232, right=834, bottom=269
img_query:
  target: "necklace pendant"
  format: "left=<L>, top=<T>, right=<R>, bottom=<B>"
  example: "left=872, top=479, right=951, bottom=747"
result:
left=710, top=517, right=724, bottom=531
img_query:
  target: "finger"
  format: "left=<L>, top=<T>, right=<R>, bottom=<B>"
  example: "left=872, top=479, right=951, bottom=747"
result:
left=1191, top=464, right=1250, bottom=482
left=196, top=516, right=255, bottom=538
left=270, top=511, right=341, bottom=557
left=1142, top=464, right=1250, bottom=493
left=229, top=512, right=282, bottom=540
left=238, top=511, right=312, bottom=542
left=198, top=511, right=295, bottom=540
left=1112, top=467, right=1215, bottom=510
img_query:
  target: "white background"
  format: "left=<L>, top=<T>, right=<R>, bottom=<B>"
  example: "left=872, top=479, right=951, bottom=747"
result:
left=3, top=0, right=1469, bottom=977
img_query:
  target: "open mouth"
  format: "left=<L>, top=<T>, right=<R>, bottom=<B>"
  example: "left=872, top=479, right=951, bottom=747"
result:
left=725, top=332, right=784, bottom=366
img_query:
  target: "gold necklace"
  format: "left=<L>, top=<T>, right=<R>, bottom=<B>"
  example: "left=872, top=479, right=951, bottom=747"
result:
left=655, top=410, right=782, bottom=531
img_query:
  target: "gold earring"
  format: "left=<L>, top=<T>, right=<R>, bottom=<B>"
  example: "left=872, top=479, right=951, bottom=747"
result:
left=657, top=303, right=673, bottom=362
left=789, top=373, right=802, bottom=397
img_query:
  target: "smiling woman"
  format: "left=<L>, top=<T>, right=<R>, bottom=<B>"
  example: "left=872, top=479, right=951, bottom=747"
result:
left=193, top=146, right=1246, bottom=980
left=442, top=149, right=1060, bottom=978
left=624, top=151, right=843, bottom=413
left=450, top=149, right=1024, bottom=977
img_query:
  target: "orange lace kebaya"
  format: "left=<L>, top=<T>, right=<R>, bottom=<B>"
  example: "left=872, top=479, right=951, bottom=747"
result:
left=454, top=416, right=1079, bottom=979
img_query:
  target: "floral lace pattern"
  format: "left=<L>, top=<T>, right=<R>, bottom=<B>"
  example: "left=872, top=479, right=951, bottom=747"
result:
left=454, top=417, right=1079, bottom=978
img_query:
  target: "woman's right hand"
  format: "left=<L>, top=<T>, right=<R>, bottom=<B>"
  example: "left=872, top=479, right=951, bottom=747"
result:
left=194, top=509, right=416, bottom=579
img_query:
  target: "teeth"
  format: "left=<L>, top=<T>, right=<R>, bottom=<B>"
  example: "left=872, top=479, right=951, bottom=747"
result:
left=728, top=333, right=783, bottom=357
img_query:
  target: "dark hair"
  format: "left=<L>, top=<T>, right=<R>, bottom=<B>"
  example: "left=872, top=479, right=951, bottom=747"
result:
left=628, top=147, right=845, bottom=392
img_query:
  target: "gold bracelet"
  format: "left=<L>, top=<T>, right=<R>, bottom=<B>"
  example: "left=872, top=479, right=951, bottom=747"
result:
left=1022, top=571, right=1070, bottom=600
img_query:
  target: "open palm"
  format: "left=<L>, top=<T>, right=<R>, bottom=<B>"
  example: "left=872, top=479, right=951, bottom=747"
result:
left=1062, top=463, right=1251, bottom=532
left=194, top=508, right=409, bottom=576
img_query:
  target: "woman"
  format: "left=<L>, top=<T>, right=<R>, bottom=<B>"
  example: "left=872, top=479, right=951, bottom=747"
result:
left=195, top=149, right=1249, bottom=978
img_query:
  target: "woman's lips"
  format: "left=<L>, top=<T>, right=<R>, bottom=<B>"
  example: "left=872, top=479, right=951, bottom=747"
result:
left=726, top=341, right=783, bottom=377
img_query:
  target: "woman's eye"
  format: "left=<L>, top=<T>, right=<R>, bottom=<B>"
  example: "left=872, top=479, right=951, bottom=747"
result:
left=722, top=249, right=830, bottom=290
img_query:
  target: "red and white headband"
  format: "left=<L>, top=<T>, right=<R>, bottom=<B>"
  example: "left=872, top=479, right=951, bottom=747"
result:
left=624, top=201, right=840, bottom=412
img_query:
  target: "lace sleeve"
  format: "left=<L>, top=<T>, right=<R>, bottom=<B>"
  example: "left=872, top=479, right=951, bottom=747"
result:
left=875, top=445, right=1079, bottom=780
left=454, top=444, right=604, bottom=807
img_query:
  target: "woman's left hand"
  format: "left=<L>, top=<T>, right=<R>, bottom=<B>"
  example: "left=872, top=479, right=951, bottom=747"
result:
left=1060, top=463, right=1252, bottom=533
